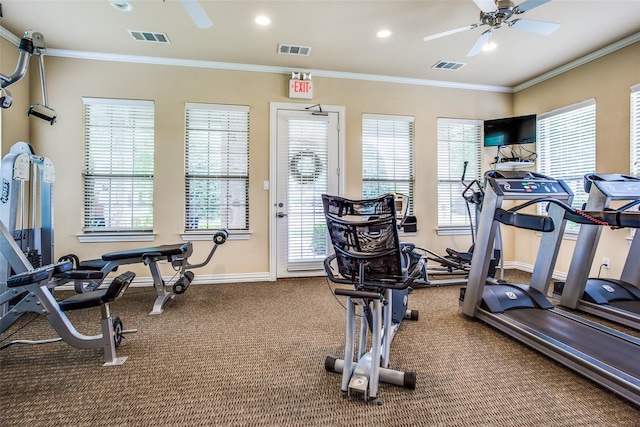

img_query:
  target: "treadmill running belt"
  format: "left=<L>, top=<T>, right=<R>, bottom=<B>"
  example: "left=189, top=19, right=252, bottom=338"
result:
left=505, top=308, right=640, bottom=379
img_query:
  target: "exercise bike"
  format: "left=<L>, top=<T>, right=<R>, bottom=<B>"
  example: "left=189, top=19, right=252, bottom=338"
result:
left=322, top=193, right=423, bottom=401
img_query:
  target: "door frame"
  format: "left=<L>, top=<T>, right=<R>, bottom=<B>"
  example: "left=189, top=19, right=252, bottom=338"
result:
left=268, top=102, right=346, bottom=281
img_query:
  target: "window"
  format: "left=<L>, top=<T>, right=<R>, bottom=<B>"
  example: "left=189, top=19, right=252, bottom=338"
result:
left=82, top=98, right=154, bottom=232
left=437, top=118, right=482, bottom=230
left=362, top=114, right=414, bottom=207
left=631, top=84, right=640, bottom=176
left=185, top=103, right=249, bottom=231
left=537, top=99, right=596, bottom=231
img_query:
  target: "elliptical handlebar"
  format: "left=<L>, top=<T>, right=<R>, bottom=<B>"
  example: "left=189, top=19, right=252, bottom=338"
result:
left=323, top=253, right=425, bottom=291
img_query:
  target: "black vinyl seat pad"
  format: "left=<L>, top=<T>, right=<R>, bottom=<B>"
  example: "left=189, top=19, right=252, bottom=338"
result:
left=101, top=243, right=192, bottom=262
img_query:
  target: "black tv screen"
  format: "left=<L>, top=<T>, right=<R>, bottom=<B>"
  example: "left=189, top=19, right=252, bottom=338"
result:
left=483, top=114, right=537, bottom=147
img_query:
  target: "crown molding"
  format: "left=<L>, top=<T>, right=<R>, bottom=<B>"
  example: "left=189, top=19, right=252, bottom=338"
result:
left=513, top=32, right=640, bottom=93
left=44, top=48, right=512, bottom=93
left=2, top=26, right=637, bottom=94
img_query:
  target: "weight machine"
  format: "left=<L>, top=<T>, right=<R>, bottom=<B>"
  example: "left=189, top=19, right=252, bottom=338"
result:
left=1, top=28, right=57, bottom=123
left=0, top=143, right=135, bottom=365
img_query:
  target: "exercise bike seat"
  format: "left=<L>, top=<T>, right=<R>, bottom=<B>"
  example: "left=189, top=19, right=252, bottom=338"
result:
left=58, top=271, right=136, bottom=312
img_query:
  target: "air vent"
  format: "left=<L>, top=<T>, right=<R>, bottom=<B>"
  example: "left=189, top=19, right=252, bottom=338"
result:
left=432, top=60, right=466, bottom=70
left=128, top=30, right=170, bottom=44
left=278, top=44, right=312, bottom=56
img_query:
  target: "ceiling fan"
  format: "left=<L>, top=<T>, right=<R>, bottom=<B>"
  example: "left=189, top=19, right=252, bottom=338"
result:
left=179, top=0, right=213, bottom=29
left=423, top=0, right=559, bottom=57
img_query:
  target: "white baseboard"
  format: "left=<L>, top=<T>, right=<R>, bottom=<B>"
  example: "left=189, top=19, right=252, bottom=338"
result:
left=505, top=261, right=567, bottom=281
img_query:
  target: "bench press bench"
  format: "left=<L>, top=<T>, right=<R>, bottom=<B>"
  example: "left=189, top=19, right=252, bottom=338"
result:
left=54, top=230, right=228, bottom=315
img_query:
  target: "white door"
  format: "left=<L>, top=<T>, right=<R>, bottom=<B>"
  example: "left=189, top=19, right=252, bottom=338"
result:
left=272, top=106, right=341, bottom=278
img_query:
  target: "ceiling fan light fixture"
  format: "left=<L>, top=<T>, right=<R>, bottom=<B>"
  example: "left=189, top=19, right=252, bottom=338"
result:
left=109, top=1, right=132, bottom=12
left=482, top=39, right=497, bottom=52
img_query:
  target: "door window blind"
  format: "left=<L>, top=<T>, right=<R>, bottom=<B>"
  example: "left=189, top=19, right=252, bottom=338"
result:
left=82, top=97, right=155, bottom=232
left=437, top=118, right=482, bottom=228
left=537, top=99, right=596, bottom=230
left=286, top=118, right=330, bottom=264
left=362, top=114, right=414, bottom=209
left=185, top=103, right=249, bottom=231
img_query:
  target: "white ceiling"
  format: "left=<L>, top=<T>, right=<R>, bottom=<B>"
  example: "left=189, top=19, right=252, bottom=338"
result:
left=1, top=0, right=639, bottom=90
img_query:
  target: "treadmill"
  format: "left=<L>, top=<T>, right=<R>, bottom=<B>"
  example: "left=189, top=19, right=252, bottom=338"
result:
left=555, top=174, right=640, bottom=330
left=460, top=170, right=640, bottom=406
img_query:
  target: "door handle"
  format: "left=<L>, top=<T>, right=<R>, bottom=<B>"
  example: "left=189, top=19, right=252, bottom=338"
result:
left=277, top=212, right=288, bottom=218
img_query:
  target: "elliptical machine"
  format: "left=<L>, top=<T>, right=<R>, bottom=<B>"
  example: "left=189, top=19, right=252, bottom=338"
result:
left=405, top=161, right=502, bottom=287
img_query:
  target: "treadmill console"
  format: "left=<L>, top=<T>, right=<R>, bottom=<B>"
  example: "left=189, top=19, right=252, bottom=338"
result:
left=485, top=170, right=571, bottom=197
left=584, top=174, right=640, bottom=199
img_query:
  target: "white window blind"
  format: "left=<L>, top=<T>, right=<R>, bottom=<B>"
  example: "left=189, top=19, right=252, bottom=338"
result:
left=185, top=103, right=249, bottom=231
left=362, top=114, right=414, bottom=208
left=537, top=99, right=596, bottom=230
left=437, top=118, right=482, bottom=228
left=631, top=84, right=640, bottom=176
left=82, top=98, right=155, bottom=232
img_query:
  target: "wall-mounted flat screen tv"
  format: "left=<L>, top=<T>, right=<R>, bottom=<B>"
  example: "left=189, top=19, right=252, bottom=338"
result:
left=483, top=114, right=537, bottom=147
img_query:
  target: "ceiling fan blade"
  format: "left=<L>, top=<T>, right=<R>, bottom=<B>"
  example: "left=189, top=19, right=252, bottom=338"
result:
left=473, top=0, right=498, bottom=14
left=509, top=18, right=559, bottom=35
left=513, top=0, right=553, bottom=14
left=180, top=0, right=213, bottom=29
left=423, top=24, right=478, bottom=42
left=467, top=29, right=493, bottom=57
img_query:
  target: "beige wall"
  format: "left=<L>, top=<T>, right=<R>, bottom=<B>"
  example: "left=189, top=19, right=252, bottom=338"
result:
left=17, top=56, right=512, bottom=279
left=513, top=42, right=640, bottom=278
left=3, top=36, right=638, bottom=282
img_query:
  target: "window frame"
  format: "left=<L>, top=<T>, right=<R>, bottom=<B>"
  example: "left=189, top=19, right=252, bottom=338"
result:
left=536, top=99, right=596, bottom=233
left=81, top=97, right=155, bottom=240
left=184, top=102, right=250, bottom=234
left=436, top=117, right=483, bottom=233
left=361, top=113, right=415, bottom=212
left=630, top=84, right=640, bottom=177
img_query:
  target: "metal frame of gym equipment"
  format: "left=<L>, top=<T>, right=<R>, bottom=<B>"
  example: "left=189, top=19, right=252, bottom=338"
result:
left=0, top=143, right=136, bottom=365
left=0, top=142, right=229, bottom=316
left=0, top=29, right=57, bottom=123
left=461, top=170, right=640, bottom=406
left=54, top=230, right=228, bottom=316
left=0, top=220, right=137, bottom=366
left=322, top=194, right=423, bottom=401
left=555, top=173, right=640, bottom=330
left=0, top=142, right=55, bottom=320
left=396, top=169, right=504, bottom=288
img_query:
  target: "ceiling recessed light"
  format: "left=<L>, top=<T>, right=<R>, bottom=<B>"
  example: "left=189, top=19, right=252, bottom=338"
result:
left=255, top=16, right=271, bottom=26
left=376, top=29, right=392, bottom=38
left=109, top=1, right=132, bottom=12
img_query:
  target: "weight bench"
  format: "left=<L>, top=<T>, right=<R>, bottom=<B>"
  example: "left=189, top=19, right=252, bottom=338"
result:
left=2, top=262, right=136, bottom=366
left=54, top=230, right=228, bottom=315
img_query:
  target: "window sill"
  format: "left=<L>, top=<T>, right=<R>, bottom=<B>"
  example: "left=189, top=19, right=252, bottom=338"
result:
left=77, top=232, right=155, bottom=243
left=437, top=227, right=472, bottom=236
left=180, top=231, right=251, bottom=241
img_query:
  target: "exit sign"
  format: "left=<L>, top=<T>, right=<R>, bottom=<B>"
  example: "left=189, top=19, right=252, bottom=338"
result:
left=289, top=79, right=313, bottom=99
